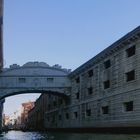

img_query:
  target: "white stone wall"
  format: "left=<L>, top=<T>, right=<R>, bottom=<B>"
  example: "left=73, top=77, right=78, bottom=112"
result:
left=44, top=28, right=140, bottom=129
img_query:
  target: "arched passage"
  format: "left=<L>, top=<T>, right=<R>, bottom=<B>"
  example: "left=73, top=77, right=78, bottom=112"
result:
left=3, top=89, right=70, bottom=131
left=0, top=89, right=70, bottom=100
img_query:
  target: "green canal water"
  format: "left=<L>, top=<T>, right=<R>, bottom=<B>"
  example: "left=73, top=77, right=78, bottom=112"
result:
left=1, top=130, right=140, bottom=140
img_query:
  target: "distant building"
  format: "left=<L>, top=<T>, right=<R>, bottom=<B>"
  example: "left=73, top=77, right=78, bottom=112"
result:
left=4, top=106, right=26, bottom=130
left=27, top=93, right=67, bottom=130
left=14, top=107, right=22, bottom=128
left=21, top=101, right=34, bottom=128
left=27, top=94, right=48, bottom=130
left=3, top=113, right=16, bottom=129
left=3, top=114, right=10, bottom=126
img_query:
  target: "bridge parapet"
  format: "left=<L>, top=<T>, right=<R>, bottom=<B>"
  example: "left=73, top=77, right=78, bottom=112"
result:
left=3, top=62, right=71, bottom=73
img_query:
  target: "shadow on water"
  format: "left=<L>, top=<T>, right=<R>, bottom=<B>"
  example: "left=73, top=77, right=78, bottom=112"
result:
left=48, top=132, right=140, bottom=140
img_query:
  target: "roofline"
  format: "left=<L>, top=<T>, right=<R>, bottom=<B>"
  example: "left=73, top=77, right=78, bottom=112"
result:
left=69, top=26, right=140, bottom=78
left=2, top=65, right=70, bottom=75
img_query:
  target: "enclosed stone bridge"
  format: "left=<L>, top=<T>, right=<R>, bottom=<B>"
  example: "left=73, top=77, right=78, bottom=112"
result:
left=0, top=62, right=71, bottom=100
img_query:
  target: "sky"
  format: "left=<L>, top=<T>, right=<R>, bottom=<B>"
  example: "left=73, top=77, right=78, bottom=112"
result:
left=3, top=0, right=140, bottom=115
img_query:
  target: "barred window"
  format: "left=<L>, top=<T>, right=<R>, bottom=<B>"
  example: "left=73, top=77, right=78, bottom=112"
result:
left=126, top=70, right=135, bottom=82
left=88, top=69, right=93, bottom=77
left=74, top=112, right=78, bottom=119
left=47, top=78, right=54, bottom=83
left=126, top=45, right=135, bottom=57
left=59, top=115, right=62, bottom=120
left=19, top=78, right=26, bottom=83
left=76, top=92, right=80, bottom=99
left=86, top=109, right=91, bottom=116
left=104, top=80, right=110, bottom=89
left=88, top=87, right=93, bottom=94
left=75, top=77, right=80, bottom=83
left=66, top=113, right=69, bottom=120
left=124, top=101, right=133, bottom=112
left=102, top=106, right=109, bottom=114
left=104, top=59, right=111, bottom=69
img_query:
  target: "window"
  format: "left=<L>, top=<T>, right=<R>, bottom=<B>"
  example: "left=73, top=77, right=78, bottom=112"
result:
left=47, top=117, right=50, bottom=121
left=124, top=101, right=133, bottom=112
left=48, top=104, right=51, bottom=110
left=47, top=78, right=54, bottom=83
left=66, top=113, right=69, bottom=120
left=86, top=109, right=91, bottom=116
left=53, top=101, right=57, bottom=107
left=58, top=99, right=63, bottom=105
left=49, top=94, right=51, bottom=98
left=126, top=70, right=135, bottom=82
left=104, top=80, right=110, bottom=89
left=126, top=45, right=135, bottom=57
left=59, top=115, right=62, bottom=120
left=88, top=69, right=93, bottom=77
left=52, top=115, right=55, bottom=123
left=76, top=92, right=79, bottom=99
left=102, top=106, right=109, bottom=114
left=19, top=78, right=26, bottom=83
left=104, top=59, right=111, bottom=69
left=74, top=112, right=78, bottom=119
left=88, top=87, right=93, bottom=95
left=75, top=77, right=80, bottom=83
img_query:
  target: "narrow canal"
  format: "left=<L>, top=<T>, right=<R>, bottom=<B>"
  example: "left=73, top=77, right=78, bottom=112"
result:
left=1, top=131, right=140, bottom=140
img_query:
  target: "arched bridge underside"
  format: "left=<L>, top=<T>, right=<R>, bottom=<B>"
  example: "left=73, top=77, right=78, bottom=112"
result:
left=0, top=62, right=71, bottom=100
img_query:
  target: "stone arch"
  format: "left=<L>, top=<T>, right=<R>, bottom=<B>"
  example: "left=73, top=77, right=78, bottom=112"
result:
left=0, top=89, right=69, bottom=100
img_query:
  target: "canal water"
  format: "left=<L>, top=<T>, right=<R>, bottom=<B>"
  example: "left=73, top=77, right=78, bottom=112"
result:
left=1, top=131, right=140, bottom=140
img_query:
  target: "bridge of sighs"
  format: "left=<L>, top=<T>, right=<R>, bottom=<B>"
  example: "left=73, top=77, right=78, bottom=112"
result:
left=0, top=62, right=71, bottom=99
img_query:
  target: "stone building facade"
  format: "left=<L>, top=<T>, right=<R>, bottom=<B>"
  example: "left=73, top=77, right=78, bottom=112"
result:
left=27, top=94, right=47, bottom=130
left=26, top=26, right=140, bottom=131
left=43, top=26, right=140, bottom=129
left=27, top=93, right=67, bottom=130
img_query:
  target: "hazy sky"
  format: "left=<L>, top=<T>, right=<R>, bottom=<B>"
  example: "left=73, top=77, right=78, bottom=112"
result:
left=3, top=0, right=140, bottom=115
left=4, top=94, right=40, bottom=116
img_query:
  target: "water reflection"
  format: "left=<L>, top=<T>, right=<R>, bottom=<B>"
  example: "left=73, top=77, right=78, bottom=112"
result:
left=1, top=130, right=140, bottom=140
left=1, top=131, right=48, bottom=140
